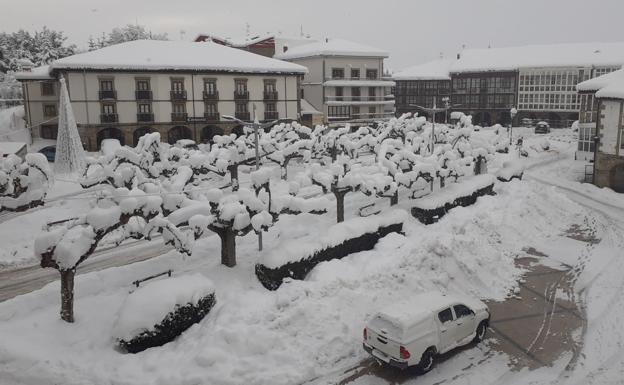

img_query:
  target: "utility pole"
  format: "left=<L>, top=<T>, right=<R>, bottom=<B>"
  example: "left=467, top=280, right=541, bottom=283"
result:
left=410, top=96, right=454, bottom=155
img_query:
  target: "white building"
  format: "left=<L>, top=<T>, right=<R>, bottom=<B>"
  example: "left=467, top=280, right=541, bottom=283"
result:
left=16, top=40, right=307, bottom=150
left=577, top=69, right=624, bottom=191
left=274, top=38, right=395, bottom=126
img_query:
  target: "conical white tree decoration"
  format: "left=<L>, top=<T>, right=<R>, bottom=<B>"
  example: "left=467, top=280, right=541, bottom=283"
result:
left=54, top=76, right=86, bottom=175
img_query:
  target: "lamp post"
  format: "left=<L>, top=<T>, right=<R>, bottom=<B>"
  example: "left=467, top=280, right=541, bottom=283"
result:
left=442, top=96, right=450, bottom=124
left=509, top=107, right=518, bottom=146
left=223, top=104, right=279, bottom=251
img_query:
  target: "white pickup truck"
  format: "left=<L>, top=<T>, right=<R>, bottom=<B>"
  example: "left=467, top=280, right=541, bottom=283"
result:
left=363, top=292, right=490, bottom=372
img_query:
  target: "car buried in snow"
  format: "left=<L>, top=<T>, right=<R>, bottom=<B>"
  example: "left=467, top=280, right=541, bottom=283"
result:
left=363, top=292, right=490, bottom=373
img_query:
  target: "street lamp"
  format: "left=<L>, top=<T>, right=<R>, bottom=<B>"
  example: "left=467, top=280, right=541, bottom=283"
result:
left=509, top=107, right=518, bottom=146
left=410, top=96, right=458, bottom=155
left=441, top=96, right=450, bottom=123
left=223, top=104, right=279, bottom=251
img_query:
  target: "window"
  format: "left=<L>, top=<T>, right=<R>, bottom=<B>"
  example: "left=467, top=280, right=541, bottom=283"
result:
left=438, top=308, right=454, bottom=323
left=102, top=103, right=116, bottom=114
left=264, top=79, right=277, bottom=93
left=40, top=124, right=57, bottom=139
left=205, top=102, right=218, bottom=114
left=172, top=102, right=186, bottom=114
left=171, top=79, right=184, bottom=91
left=368, top=106, right=376, bottom=117
left=351, top=87, right=361, bottom=100
left=41, top=81, right=55, bottom=96
left=351, top=68, right=360, bottom=79
left=352, top=106, right=360, bottom=117
left=453, top=304, right=474, bottom=318
left=328, top=106, right=350, bottom=118
left=43, top=104, right=57, bottom=117
left=204, top=79, right=217, bottom=94
left=368, top=87, right=376, bottom=97
left=99, top=79, right=113, bottom=91
left=265, top=102, right=276, bottom=112
left=235, top=102, right=248, bottom=113
left=335, top=87, right=343, bottom=101
left=136, top=79, right=150, bottom=91
left=138, top=103, right=151, bottom=113
left=366, top=69, right=378, bottom=80
left=235, top=79, right=247, bottom=93
left=332, top=68, right=344, bottom=79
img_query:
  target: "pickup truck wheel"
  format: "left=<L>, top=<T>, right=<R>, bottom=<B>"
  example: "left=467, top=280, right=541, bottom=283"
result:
left=418, top=348, right=435, bottom=373
left=473, top=321, right=488, bottom=343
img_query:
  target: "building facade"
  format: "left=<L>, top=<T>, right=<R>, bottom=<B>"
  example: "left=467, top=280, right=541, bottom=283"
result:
left=275, top=38, right=395, bottom=126
left=16, top=40, right=306, bottom=151
left=393, top=59, right=451, bottom=119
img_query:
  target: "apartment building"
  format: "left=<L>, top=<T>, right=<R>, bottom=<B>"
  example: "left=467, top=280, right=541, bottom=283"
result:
left=16, top=40, right=306, bottom=150
left=274, top=38, right=395, bottom=126
left=394, top=42, right=624, bottom=128
left=577, top=69, right=624, bottom=192
left=393, top=59, right=451, bottom=118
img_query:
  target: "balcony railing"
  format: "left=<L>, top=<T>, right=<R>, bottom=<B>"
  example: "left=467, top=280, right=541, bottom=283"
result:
left=170, top=90, right=187, bottom=100
left=98, top=90, right=117, bottom=100
left=171, top=112, right=188, bottom=122
left=264, top=111, right=279, bottom=120
left=135, top=90, right=153, bottom=100
left=100, top=113, right=118, bottom=123
left=137, top=113, right=154, bottom=122
left=204, top=113, right=220, bottom=121
left=235, top=112, right=250, bottom=121
left=263, top=91, right=278, bottom=100
left=325, top=96, right=390, bottom=102
left=203, top=90, right=219, bottom=100
left=234, top=90, right=249, bottom=100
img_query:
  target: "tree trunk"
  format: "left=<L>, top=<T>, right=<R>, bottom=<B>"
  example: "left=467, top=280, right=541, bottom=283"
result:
left=390, top=191, right=398, bottom=206
left=440, top=177, right=446, bottom=188
left=281, top=158, right=290, bottom=180
left=218, top=229, right=237, bottom=267
left=60, top=269, right=75, bottom=323
left=228, top=165, right=239, bottom=191
left=335, top=190, right=346, bottom=223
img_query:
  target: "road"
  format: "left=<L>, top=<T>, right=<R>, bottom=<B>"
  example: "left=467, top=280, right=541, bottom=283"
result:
left=0, top=239, right=170, bottom=302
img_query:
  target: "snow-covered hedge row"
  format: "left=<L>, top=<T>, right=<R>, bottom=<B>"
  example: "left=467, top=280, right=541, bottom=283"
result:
left=113, top=274, right=216, bottom=353
left=410, top=174, right=495, bottom=224
left=255, top=210, right=407, bottom=290
left=496, top=160, right=526, bottom=182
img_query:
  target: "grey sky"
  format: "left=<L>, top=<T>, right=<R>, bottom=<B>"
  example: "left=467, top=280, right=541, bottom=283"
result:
left=2, top=0, right=624, bottom=71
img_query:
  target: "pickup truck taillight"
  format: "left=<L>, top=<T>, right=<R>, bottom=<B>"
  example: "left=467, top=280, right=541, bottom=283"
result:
left=400, top=346, right=410, bottom=360
left=363, top=328, right=367, bottom=340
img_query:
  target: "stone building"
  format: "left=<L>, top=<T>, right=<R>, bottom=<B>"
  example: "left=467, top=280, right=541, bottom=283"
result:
left=577, top=69, right=624, bottom=192
left=16, top=40, right=306, bottom=151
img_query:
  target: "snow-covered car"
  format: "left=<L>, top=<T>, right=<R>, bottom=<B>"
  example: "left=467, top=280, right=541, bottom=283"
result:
left=175, top=139, right=199, bottom=150
left=534, top=121, right=550, bottom=134
left=38, top=145, right=56, bottom=162
left=363, top=292, right=490, bottom=372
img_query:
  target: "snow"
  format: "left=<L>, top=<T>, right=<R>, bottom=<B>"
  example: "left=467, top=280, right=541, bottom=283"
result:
left=496, top=160, right=526, bottom=181
left=0, top=141, right=26, bottom=156
left=374, top=291, right=451, bottom=331
left=113, top=273, right=215, bottom=341
left=411, top=174, right=495, bottom=210
left=13, top=65, right=52, bottom=80
left=259, top=209, right=407, bottom=269
left=300, top=98, right=322, bottom=115
left=452, top=42, right=624, bottom=72
left=275, top=38, right=388, bottom=60
left=54, top=77, right=86, bottom=175
left=579, top=69, right=624, bottom=99
left=393, top=58, right=453, bottom=81
left=51, top=40, right=308, bottom=74
left=323, top=80, right=395, bottom=87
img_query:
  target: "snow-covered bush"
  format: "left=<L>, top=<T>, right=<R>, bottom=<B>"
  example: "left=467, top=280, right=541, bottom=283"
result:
left=496, top=161, right=525, bottom=182
left=0, top=153, right=52, bottom=212
left=114, top=274, right=216, bottom=353
left=255, top=210, right=407, bottom=290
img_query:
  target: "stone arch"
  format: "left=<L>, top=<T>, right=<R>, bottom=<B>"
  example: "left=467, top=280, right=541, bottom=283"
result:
left=201, top=125, right=224, bottom=143
left=231, top=124, right=245, bottom=137
left=168, top=126, right=192, bottom=144
left=96, top=127, right=125, bottom=149
left=133, top=126, right=155, bottom=146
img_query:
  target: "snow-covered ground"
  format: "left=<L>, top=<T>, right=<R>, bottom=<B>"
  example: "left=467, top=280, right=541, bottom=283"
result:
left=1, top=128, right=624, bottom=385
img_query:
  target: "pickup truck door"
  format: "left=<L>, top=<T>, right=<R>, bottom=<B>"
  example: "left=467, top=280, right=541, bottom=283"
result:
left=453, top=304, right=477, bottom=344
left=437, top=307, right=458, bottom=353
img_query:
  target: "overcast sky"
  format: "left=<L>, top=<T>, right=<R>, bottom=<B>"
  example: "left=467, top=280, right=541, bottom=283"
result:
left=2, top=0, right=624, bottom=71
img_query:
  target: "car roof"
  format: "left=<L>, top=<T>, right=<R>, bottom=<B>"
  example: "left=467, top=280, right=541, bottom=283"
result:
left=376, top=292, right=465, bottom=330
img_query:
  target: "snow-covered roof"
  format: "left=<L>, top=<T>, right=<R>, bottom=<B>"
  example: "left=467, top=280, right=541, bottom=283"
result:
left=300, top=99, right=322, bottom=115
left=0, top=142, right=27, bottom=156
left=451, top=42, right=624, bottom=73
left=578, top=69, right=624, bottom=99
left=14, top=65, right=53, bottom=80
left=275, top=38, right=388, bottom=60
left=393, top=59, right=453, bottom=81
left=49, top=40, right=308, bottom=74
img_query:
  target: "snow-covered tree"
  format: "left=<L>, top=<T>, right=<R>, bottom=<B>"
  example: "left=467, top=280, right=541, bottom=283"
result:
left=54, top=77, right=87, bottom=175
left=101, top=24, right=168, bottom=48
left=0, top=153, right=52, bottom=212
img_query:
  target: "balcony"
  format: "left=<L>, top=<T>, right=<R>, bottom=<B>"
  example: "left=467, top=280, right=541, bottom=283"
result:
left=100, top=113, right=118, bottom=123
left=263, top=91, right=278, bottom=100
left=137, top=113, right=154, bottom=122
left=170, top=90, right=187, bottom=101
left=235, top=112, right=250, bottom=121
left=234, top=90, right=249, bottom=100
left=98, top=90, right=117, bottom=100
left=264, top=111, right=279, bottom=121
left=171, top=112, right=188, bottom=122
left=135, top=90, right=153, bottom=100
left=204, top=113, right=220, bottom=121
left=203, top=90, right=219, bottom=100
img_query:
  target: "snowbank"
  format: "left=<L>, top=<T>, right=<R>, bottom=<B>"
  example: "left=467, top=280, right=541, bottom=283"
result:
left=411, top=174, right=495, bottom=210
